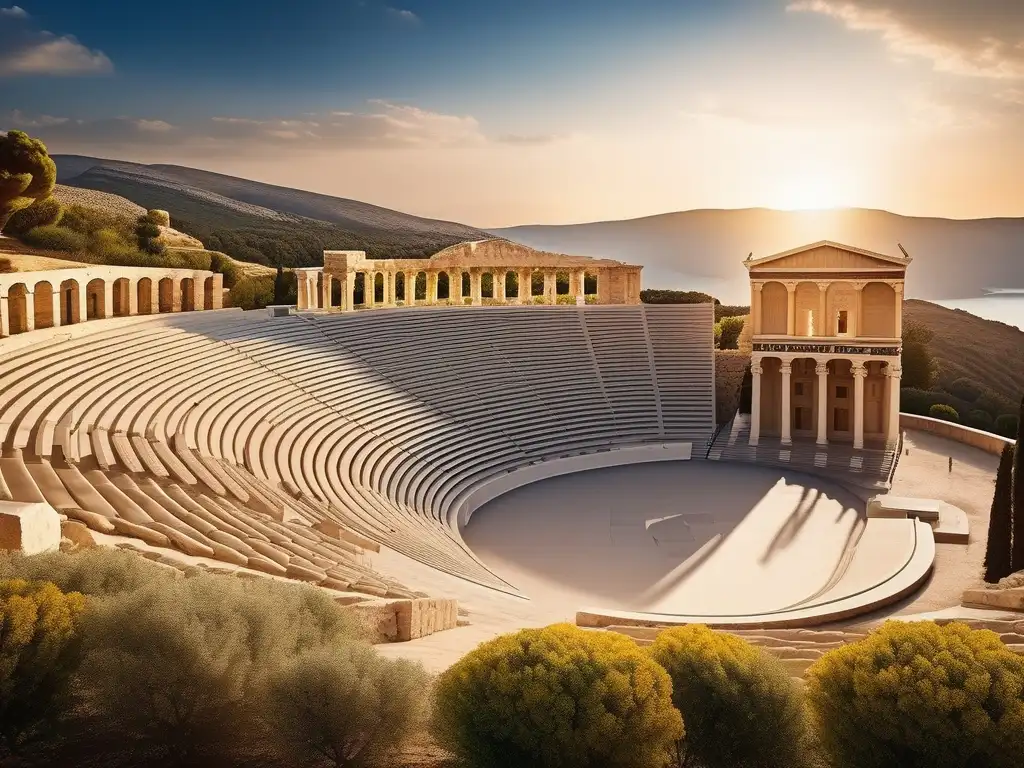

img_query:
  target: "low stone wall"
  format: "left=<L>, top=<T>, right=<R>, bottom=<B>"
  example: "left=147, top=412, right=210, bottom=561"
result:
left=961, top=586, right=1024, bottom=612
left=345, top=597, right=460, bottom=643
left=715, top=350, right=749, bottom=424
left=900, top=413, right=1014, bottom=456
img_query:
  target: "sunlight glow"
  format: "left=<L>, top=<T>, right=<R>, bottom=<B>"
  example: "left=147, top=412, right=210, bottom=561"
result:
left=774, top=174, right=848, bottom=211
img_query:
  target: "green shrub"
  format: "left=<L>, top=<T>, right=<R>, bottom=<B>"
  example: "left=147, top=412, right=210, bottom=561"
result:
left=0, top=257, right=11, bottom=274
left=3, top=195, right=63, bottom=236
left=0, top=548, right=172, bottom=599
left=641, top=289, right=716, bottom=305
left=967, top=409, right=994, bottom=431
left=209, top=252, right=239, bottom=287
left=948, top=377, right=982, bottom=403
left=718, top=316, right=744, bottom=350
left=432, top=623, right=683, bottom=768
left=928, top=403, right=960, bottom=423
left=228, top=276, right=275, bottom=310
left=21, top=224, right=87, bottom=253
left=995, top=415, right=1019, bottom=438
left=648, top=625, right=812, bottom=768
left=59, top=204, right=133, bottom=238
left=262, top=643, right=428, bottom=767
left=0, top=579, right=85, bottom=757
left=805, top=620, right=1024, bottom=768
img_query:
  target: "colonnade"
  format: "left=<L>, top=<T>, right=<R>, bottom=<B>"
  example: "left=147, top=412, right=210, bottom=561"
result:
left=749, top=355, right=902, bottom=449
left=750, top=279, right=904, bottom=339
left=0, top=268, right=222, bottom=337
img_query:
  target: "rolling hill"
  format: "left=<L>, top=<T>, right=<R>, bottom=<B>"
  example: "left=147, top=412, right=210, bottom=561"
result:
left=53, top=155, right=490, bottom=267
left=491, top=208, right=1024, bottom=303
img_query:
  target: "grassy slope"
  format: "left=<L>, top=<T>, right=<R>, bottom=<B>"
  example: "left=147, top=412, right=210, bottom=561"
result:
left=904, top=299, right=1024, bottom=408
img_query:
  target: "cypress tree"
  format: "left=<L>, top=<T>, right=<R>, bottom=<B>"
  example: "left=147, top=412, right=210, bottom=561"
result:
left=273, top=264, right=286, bottom=305
left=985, top=444, right=1015, bottom=583
left=1011, top=396, right=1024, bottom=572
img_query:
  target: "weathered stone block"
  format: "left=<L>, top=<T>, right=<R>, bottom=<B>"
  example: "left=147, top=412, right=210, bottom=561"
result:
left=60, top=519, right=96, bottom=549
left=0, top=501, right=62, bottom=555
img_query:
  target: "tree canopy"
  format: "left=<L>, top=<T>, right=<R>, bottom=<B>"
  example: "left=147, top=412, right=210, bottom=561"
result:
left=0, top=131, right=57, bottom=231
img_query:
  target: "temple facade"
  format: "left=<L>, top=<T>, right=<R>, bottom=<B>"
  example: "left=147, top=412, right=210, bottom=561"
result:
left=746, top=241, right=910, bottom=449
left=294, top=239, right=643, bottom=311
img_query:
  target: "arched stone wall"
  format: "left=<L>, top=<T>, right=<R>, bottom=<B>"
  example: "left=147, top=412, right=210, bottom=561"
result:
left=826, top=282, right=856, bottom=336
left=794, top=281, right=818, bottom=336
left=86, top=279, right=105, bottom=320
left=112, top=278, right=130, bottom=317
left=861, top=282, right=896, bottom=337
left=8, top=283, right=29, bottom=334
left=203, top=276, right=215, bottom=310
left=61, top=279, right=81, bottom=324
left=158, top=278, right=174, bottom=313
left=181, top=277, right=196, bottom=312
left=137, top=278, right=153, bottom=315
left=760, top=281, right=788, bottom=334
left=437, top=271, right=450, bottom=300
left=33, top=280, right=54, bottom=329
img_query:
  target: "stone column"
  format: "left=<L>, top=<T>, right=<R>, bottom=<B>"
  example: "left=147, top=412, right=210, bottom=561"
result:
left=402, top=272, right=413, bottom=306
left=815, top=361, right=829, bottom=445
left=816, top=282, right=829, bottom=337
left=211, top=274, right=224, bottom=310
left=749, top=360, right=763, bottom=446
left=23, top=290, right=35, bottom=332
left=0, top=293, right=8, bottom=337
left=543, top=270, right=556, bottom=304
left=77, top=285, right=88, bottom=321
left=344, top=271, right=355, bottom=312
left=52, top=289, right=63, bottom=327
left=886, top=363, right=902, bottom=442
left=893, top=281, right=904, bottom=337
left=384, top=271, right=395, bottom=306
left=494, top=271, right=506, bottom=302
left=297, top=275, right=307, bottom=309
left=424, top=271, right=436, bottom=303
left=785, top=282, right=797, bottom=336
left=853, top=281, right=866, bottom=337
left=470, top=269, right=482, bottom=306
left=518, top=269, right=531, bottom=304
left=780, top=360, right=792, bottom=445
left=323, top=275, right=334, bottom=310
left=751, top=282, right=762, bottom=335
left=103, top=281, right=114, bottom=318
left=852, top=362, right=867, bottom=449
left=450, top=271, right=462, bottom=304
left=366, top=272, right=376, bottom=307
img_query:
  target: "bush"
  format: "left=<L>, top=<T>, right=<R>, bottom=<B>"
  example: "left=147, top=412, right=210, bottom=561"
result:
left=21, top=224, right=87, bottom=253
left=3, top=195, right=63, bottom=237
left=641, top=289, right=716, bottom=305
left=0, top=579, right=85, bottom=757
left=928, top=403, right=960, bottom=423
left=262, top=643, right=429, bottom=767
left=0, top=257, right=11, bottom=273
left=948, top=377, right=983, bottom=403
left=0, top=548, right=172, bottom=599
left=76, top=571, right=362, bottom=764
left=967, top=409, right=994, bottom=431
left=432, top=623, right=683, bottom=768
left=59, top=203, right=133, bottom=238
left=228, top=275, right=275, bottom=310
left=648, top=625, right=812, bottom=768
left=995, top=415, right=1019, bottom=438
left=718, top=316, right=745, bottom=350
left=209, top=251, right=239, bottom=287
left=805, top=621, right=1024, bottom=768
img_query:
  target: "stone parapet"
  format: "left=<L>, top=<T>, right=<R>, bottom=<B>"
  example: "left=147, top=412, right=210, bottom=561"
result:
left=344, top=597, right=460, bottom=643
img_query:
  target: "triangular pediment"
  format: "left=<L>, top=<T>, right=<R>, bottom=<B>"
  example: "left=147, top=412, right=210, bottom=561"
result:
left=745, top=240, right=911, bottom=271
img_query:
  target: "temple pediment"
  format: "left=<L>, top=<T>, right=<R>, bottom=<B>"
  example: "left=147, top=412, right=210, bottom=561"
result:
left=746, top=241, right=911, bottom=272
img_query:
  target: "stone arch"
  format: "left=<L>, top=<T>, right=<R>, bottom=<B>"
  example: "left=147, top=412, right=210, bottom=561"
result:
left=794, top=281, right=819, bottom=337
left=757, top=356, right=783, bottom=436
left=826, top=282, right=856, bottom=336
left=33, top=280, right=54, bottom=329
left=158, top=277, right=175, bottom=313
left=789, top=357, right=819, bottom=436
left=415, top=271, right=427, bottom=301
left=584, top=271, right=597, bottom=296
left=203, top=276, right=215, bottom=310
left=85, top=279, right=106, bottom=320
left=529, top=270, right=544, bottom=298
left=352, top=272, right=365, bottom=306
left=760, top=281, right=788, bottom=334
left=460, top=271, right=470, bottom=298
left=180, top=277, right=196, bottom=312
left=481, top=271, right=494, bottom=299
left=556, top=270, right=570, bottom=296
left=137, top=278, right=153, bottom=315
left=504, top=270, right=518, bottom=299
left=61, top=279, right=81, bottom=324
left=373, top=272, right=384, bottom=303
left=395, top=272, right=407, bottom=303
left=111, top=278, right=131, bottom=317
left=861, top=282, right=896, bottom=337
left=7, top=283, right=29, bottom=334
left=437, top=271, right=450, bottom=300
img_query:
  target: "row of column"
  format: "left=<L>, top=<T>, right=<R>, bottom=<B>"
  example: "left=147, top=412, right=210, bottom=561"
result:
left=749, top=358, right=901, bottom=449
left=750, top=280, right=904, bottom=337
left=302, top=267, right=590, bottom=312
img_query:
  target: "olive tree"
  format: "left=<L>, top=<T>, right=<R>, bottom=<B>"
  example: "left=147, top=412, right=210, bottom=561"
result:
left=0, top=130, right=57, bottom=232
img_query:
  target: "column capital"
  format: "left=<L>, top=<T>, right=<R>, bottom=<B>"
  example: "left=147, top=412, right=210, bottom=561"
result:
left=851, top=280, right=868, bottom=291
left=851, top=362, right=868, bottom=378
left=892, top=281, right=905, bottom=294
left=885, top=364, right=903, bottom=378
left=784, top=281, right=798, bottom=293
left=751, top=281, right=764, bottom=293
left=815, top=281, right=830, bottom=291
left=814, top=361, right=829, bottom=376
left=780, top=361, right=793, bottom=374
left=751, top=362, right=764, bottom=376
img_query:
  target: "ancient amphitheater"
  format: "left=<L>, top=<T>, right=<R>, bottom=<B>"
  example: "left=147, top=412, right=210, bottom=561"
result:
left=0, top=238, right=1018, bottom=670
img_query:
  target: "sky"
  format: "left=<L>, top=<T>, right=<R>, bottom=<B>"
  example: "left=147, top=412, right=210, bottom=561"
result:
left=1, top=0, right=1023, bottom=227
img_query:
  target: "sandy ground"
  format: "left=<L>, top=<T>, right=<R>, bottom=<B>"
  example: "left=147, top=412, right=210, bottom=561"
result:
left=0, top=236, right=88, bottom=271
left=377, top=429, right=1003, bottom=672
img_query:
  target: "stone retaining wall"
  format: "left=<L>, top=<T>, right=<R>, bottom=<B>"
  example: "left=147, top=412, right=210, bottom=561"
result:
left=345, top=597, right=460, bottom=643
left=900, top=413, right=1014, bottom=456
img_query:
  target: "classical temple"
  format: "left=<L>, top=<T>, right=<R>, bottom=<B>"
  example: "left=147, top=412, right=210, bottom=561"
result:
left=746, top=241, right=909, bottom=449
left=294, top=239, right=643, bottom=311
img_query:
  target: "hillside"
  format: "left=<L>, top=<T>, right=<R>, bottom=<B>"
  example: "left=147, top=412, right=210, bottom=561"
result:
left=904, top=299, right=1024, bottom=418
left=53, top=155, right=490, bottom=267
left=492, top=208, right=1024, bottom=303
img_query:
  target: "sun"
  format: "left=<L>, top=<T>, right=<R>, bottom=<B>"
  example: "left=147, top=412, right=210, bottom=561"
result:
left=774, top=174, right=848, bottom=211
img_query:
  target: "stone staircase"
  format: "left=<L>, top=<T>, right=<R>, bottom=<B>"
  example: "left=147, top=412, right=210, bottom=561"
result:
left=707, top=415, right=897, bottom=495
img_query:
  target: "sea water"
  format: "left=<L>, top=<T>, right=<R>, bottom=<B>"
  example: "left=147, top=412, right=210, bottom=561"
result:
left=930, top=297, right=1024, bottom=330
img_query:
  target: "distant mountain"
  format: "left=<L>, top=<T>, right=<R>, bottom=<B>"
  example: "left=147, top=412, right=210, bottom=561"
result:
left=53, top=155, right=490, bottom=267
left=491, top=208, right=1024, bottom=303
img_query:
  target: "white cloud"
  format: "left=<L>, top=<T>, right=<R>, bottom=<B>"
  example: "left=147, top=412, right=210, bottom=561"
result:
left=0, top=10, right=113, bottom=76
left=386, top=7, right=420, bottom=24
left=8, top=108, right=68, bottom=127
left=135, top=119, right=174, bottom=132
left=0, top=6, right=28, bottom=18
left=787, top=1, right=1024, bottom=79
